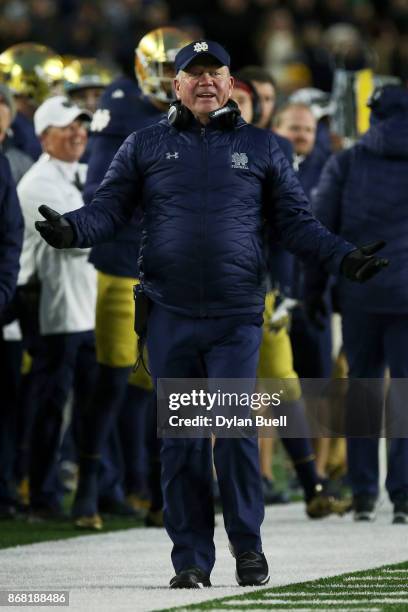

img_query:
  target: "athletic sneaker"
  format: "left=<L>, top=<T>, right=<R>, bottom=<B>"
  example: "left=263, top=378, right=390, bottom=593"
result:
left=229, top=543, right=269, bottom=586
left=306, top=483, right=352, bottom=519
left=169, top=567, right=211, bottom=588
left=72, top=492, right=103, bottom=531
left=353, top=496, right=376, bottom=521
left=393, top=499, right=408, bottom=524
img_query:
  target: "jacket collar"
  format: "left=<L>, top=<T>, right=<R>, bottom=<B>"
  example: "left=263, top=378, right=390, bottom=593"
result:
left=165, top=114, right=247, bottom=133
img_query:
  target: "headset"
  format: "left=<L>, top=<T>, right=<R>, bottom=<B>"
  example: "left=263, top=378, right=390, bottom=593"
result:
left=167, top=99, right=241, bottom=130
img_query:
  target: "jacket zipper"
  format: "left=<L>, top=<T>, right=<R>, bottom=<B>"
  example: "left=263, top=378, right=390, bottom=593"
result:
left=200, top=126, right=208, bottom=317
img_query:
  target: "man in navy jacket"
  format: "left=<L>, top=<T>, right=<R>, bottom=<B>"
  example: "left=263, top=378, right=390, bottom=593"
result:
left=0, top=151, right=23, bottom=517
left=0, top=153, right=23, bottom=317
left=310, top=84, right=408, bottom=524
left=36, top=41, right=388, bottom=588
left=70, top=27, right=190, bottom=531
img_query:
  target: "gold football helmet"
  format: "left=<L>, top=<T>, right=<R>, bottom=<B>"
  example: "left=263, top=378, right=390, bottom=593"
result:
left=0, top=42, right=64, bottom=106
left=63, top=57, right=116, bottom=92
left=135, top=27, right=191, bottom=103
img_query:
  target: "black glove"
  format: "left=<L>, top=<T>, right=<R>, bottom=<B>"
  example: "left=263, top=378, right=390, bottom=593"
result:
left=341, top=241, right=389, bottom=283
left=304, top=294, right=328, bottom=330
left=35, top=205, right=74, bottom=249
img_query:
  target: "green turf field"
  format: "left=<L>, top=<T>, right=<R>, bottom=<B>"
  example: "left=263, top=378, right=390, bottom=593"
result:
left=163, top=561, right=408, bottom=611
left=0, top=514, right=143, bottom=549
left=0, top=441, right=297, bottom=551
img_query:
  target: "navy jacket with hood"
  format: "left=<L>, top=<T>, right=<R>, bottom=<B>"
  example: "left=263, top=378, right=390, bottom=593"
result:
left=64, top=115, right=353, bottom=318
left=0, top=152, right=24, bottom=315
left=312, top=85, right=408, bottom=313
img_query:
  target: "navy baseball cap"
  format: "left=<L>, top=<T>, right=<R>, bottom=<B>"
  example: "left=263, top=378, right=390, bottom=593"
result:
left=175, top=40, right=230, bottom=73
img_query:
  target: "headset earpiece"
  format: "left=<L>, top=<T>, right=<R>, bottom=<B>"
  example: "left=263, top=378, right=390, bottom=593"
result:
left=167, top=100, right=194, bottom=129
left=208, top=99, right=241, bottom=129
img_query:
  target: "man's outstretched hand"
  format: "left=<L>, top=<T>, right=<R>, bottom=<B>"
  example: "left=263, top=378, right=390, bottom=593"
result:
left=35, top=205, right=74, bottom=249
left=341, top=241, right=389, bottom=283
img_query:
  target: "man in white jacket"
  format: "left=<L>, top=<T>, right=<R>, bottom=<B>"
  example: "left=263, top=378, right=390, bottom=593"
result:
left=17, top=96, right=97, bottom=518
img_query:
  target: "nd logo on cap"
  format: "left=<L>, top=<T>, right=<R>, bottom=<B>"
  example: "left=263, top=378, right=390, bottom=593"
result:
left=174, top=40, right=231, bottom=73
left=193, top=42, right=209, bottom=53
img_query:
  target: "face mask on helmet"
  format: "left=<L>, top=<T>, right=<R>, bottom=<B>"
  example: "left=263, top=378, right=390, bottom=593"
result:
left=135, top=27, right=192, bottom=103
left=0, top=43, right=64, bottom=107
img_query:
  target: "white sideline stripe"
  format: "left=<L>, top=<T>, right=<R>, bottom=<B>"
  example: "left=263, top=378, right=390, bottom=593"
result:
left=299, top=585, right=405, bottom=590
left=382, top=569, right=408, bottom=573
left=211, top=609, right=381, bottom=612
left=345, top=575, right=405, bottom=581
left=0, top=501, right=407, bottom=612
left=222, top=599, right=408, bottom=605
left=242, top=590, right=408, bottom=597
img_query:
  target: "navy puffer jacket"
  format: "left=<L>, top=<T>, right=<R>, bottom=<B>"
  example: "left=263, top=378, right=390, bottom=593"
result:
left=312, top=86, right=408, bottom=313
left=0, top=153, right=24, bottom=314
left=65, top=116, right=353, bottom=317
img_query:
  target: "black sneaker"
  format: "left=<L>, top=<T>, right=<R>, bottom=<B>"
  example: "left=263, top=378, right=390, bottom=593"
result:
left=169, top=567, right=211, bottom=589
left=231, top=548, right=270, bottom=586
left=353, top=496, right=376, bottom=521
left=393, top=499, right=408, bottom=524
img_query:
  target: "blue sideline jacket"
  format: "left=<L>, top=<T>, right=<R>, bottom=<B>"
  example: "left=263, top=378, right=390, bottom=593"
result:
left=65, top=116, right=354, bottom=318
left=312, top=86, right=408, bottom=313
left=10, top=112, right=41, bottom=162
left=84, top=76, right=164, bottom=277
left=0, top=152, right=24, bottom=314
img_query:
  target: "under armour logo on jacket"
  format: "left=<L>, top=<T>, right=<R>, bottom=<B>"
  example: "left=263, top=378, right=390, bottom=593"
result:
left=231, top=152, right=249, bottom=169
left=166, top=152, right=179, bottom=159
left=194, top=42, right=209, bottom=53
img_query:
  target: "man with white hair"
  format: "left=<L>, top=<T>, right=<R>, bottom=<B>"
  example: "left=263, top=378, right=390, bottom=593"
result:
left=35, top=41, right=388, bottom=586
left=17, top=96, right=97, bottom=518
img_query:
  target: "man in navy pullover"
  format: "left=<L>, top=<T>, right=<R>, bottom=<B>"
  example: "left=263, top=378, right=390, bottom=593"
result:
left=310, top=84, right=408, bottom=524
left=0, top=151, right=24, bottom=517
left=35, top=41, right=388, bottom=588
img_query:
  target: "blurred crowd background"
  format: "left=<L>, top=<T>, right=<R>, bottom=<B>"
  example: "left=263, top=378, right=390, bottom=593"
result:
left=1, top=0, right=408, bottom=93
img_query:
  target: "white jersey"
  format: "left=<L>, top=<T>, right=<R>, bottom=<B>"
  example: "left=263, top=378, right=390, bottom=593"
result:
left=17, top=154, right=96, bottom=335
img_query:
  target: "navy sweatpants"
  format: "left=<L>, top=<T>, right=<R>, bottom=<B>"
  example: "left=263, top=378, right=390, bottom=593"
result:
left=0, top=336, right=22, bottom=505
left=342, top=310, right=408, bottom=502
left=147, top=304, right=265, bottom=575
